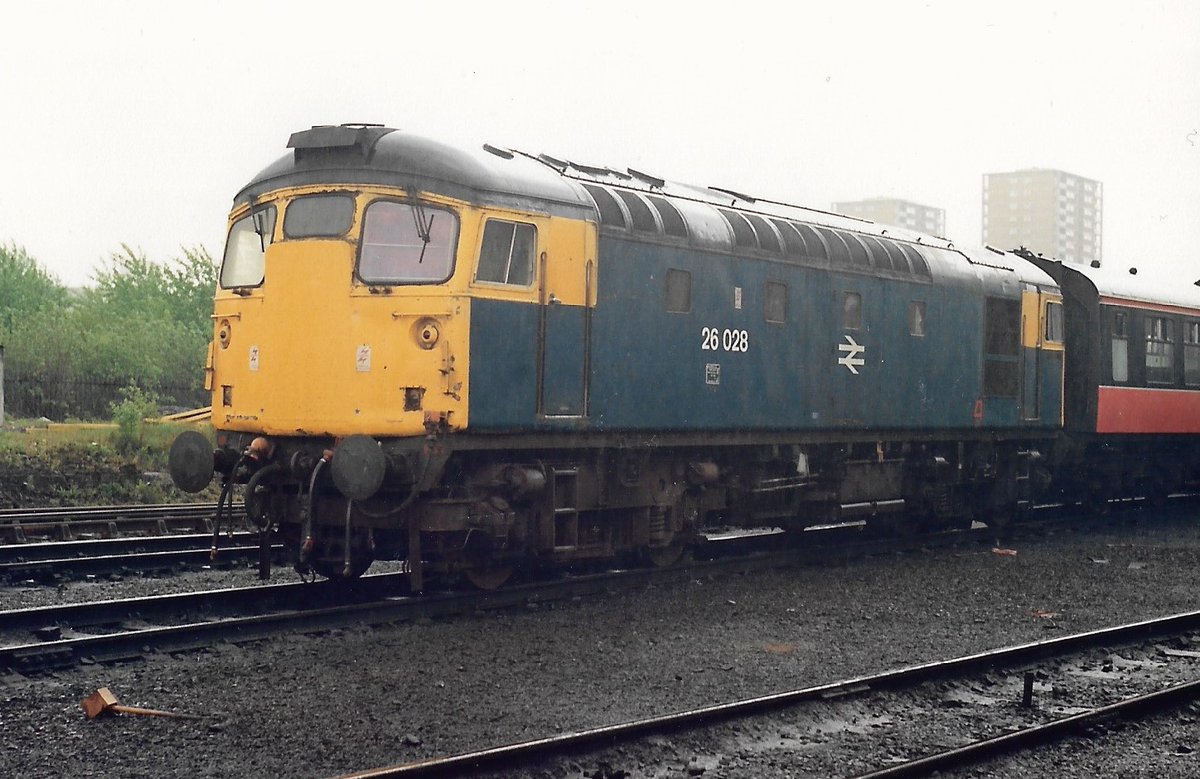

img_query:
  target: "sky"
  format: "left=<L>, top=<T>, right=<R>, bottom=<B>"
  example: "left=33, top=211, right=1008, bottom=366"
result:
left=2, top=1, right=1198, bottom=288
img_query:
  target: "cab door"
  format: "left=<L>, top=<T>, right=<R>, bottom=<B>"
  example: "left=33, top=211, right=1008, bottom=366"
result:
left=537, top=221, right=595, bottom=418
left=1020, top=288, right=1042, bottom=421
left=1019, top=286, right=1066, bottom=424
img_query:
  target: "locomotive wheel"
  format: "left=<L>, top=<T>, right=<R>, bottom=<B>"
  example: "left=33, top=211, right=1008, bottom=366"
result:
left=305, top=526, right=375, bottom=580
left=311, top=554, right=373, bottom=580
left=463, top=563, right=515, bottom=590
left=644, top=542, right=687, bottom=568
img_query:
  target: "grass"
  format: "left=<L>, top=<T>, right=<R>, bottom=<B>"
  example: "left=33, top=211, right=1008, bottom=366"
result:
left=0, top=418, right=218, bottom=507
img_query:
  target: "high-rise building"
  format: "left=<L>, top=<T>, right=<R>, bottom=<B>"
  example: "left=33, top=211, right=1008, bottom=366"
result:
left=832, top=197, right=946, bottom=237
left=981, top=169, right=1102, bottom=264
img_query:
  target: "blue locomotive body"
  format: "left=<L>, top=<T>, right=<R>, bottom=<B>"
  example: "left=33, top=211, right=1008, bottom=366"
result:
left=172, top=125, right=1076, bottom=587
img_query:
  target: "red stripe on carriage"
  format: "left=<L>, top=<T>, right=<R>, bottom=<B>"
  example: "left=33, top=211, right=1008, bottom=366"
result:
left=1096, top=385, right=1200, bottom=434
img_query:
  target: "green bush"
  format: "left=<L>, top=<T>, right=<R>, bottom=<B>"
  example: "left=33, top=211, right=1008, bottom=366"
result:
left=110, top=384, right=160, bottom=455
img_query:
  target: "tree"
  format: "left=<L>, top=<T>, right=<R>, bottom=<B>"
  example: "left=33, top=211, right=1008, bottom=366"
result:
left=0, top=243, right=68, bottom=336
left=2, top=243, right=217, bottom=418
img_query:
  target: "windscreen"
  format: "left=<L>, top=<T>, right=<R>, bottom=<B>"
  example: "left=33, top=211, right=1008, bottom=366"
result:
left=220, top=206, right=276, bottom=288
left=357, top=200, right=458, bottom=284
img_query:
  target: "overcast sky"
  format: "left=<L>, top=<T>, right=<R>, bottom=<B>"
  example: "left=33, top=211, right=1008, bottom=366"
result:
left=3, top=1, right=1198, bottom=287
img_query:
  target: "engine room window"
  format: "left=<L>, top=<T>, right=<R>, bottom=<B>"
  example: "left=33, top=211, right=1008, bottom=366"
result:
left=861, top=235, right=895, bottom=272
left=841, top=291, right=862, bottom=330
left=908, top=301, right=926, bottom=336
left=283, top=194, right=355, bottom=238
left=1145, top=315, right=1174, bottom=385
left=1044, top=301, right=1064, bottom=343
left=1111, top=311, right=1129, bottom=383
left=357, top=200, right=458, bottom=284
left=220, top=205, right=275, bottom=288
left=581, top=184, right=627, bottom=229
left=477, top=219, right=536, bottom=286
left=665, top=268, right=691, bottom=313
left=764, top=282, right=787, bottom=324
left=1185, top=321, right=1200, bottom=387
left=843, top=234, right=871, bottom=269
left=901, top=244, right=931, bottom=278
left=745, top=214, right=781, bottom=255
left=646, top=195, right=688, bottom=238
left=615, top=191, right=658, bottom=233
left=818, top=228, right=853, bottom=267
left=719, top=209, right=757, bottom=250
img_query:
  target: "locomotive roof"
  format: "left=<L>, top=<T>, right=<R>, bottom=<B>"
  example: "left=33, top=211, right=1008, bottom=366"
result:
left=235, top=125, right=596, bottom=218
left=240, top=125, right=1058, bottom=294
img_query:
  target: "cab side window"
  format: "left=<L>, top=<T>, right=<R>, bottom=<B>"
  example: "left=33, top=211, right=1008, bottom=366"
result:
left=477, top=219, right=536, bottom=286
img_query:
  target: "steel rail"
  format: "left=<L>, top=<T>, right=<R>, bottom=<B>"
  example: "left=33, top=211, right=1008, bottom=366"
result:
left=0, top=572, right=412, bottom=634
left=332, top=609, right=1200, bottom=778
left=852, top=678, right=1200, bottom=778
left=0, top=502, right=246, bottom=544
left=0, top=502, right=229, bottom=522
left=0, top=543, right=277, bottom=581
left=0, top=544, right=903, bottom=674
left=0, top=532, right=261, bottom=564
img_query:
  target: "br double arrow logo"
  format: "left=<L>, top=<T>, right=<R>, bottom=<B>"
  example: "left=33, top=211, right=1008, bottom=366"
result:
left=837, top=335, right=866, bottom=375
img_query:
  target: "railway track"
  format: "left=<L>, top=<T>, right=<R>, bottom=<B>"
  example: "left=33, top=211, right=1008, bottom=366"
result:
left=0, top=501, right=245, bottom=543
left=0, top=501, right=257, bottom=581
left=332, top=610, right=1200, bottom=778
left=0, top=518, right=989, bottom=676
left=0, top=532, right=275, bottom=582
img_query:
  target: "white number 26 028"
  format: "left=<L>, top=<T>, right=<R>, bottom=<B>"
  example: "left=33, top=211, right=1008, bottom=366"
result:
left=701, top=327, right=749, bottom=353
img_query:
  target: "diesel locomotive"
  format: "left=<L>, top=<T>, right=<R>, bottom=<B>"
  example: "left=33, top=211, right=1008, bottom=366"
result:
left=168, top=123, right=1200, bottom=589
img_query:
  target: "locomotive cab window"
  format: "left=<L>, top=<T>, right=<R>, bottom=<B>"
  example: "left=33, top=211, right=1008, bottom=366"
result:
left=1044, top=301, right=1064, bottom=343
left=220, top=205, right=276, bottom=289
left=283, top=194, right=354, bottom=238
left=1145, top=315, right=1174, bottom=385
left=357, top=199, right=458, bottom=284
left=665, top=268, right=691, bottom=313
left=477, top=219, right=536, bottom=286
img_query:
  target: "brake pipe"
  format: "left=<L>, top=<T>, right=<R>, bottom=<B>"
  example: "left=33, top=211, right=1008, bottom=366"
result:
left=210, top=453, right=249, bottom=561
left=298, top=456, right=329, bottom=567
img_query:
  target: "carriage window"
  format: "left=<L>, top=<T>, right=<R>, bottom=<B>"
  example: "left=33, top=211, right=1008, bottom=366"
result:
left=1145, top=315, right=1174, bottom=385
left=1044, top=301, right=1064, bottom=343
left=665, top=268, right=691, bottom=313
left=765, top=282, right=787, bottom=324
left=477, top=219, right=536, bottom=286
left=1112, top=311, right=1129, bottom=383
left=283, top=194, right=354, bottom=238
left=908, top=301, right=926, bottom=336
left=220, top=205, right=275, bottom=288
left=1185, top=321, right=1200, bottom=387
left=357, top=200, right=458, bottom=284
left=842, top=291, right=862, bottom=330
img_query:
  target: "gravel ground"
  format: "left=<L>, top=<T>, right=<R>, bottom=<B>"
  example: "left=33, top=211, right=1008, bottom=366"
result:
left=1, top=507, right=1198, bottom=778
